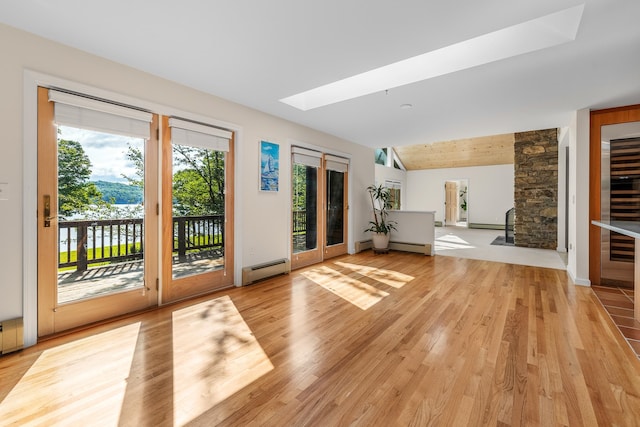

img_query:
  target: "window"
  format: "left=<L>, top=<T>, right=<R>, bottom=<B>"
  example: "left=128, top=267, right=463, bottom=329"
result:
left=375, top=147, right=405, bottom=170
left=375, top=148, right=387, bottom=165
left=385, top=180, right=402, bottom=210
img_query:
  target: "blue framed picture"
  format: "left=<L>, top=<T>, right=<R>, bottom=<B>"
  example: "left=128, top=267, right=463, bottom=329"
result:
left=260, top=140, right=279, bottom=191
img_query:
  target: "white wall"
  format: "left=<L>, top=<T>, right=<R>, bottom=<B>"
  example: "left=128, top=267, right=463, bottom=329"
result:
left=567, top=109, right=591, bottom=285
left=557, top=128, right=569, bottom=252
left=405, top=164, right=514, bottom=226
left=0, top=23, right=374, bottom=339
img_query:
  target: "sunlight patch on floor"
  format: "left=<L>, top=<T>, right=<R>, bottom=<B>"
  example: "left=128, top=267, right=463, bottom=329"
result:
left=435, top=234, right=475, bottom=251
left=333, top=261, right=414, bottom=288
left=172, top=296, right=274, bottom=426
left=0, top=322, right=141, bottom=425
left=302, top=265, right=389, bottom=310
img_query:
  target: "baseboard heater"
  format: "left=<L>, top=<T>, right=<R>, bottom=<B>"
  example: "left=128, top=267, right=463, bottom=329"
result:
left=355, top=240, right=373, bottom=253
left=0, top=317, right=24, bottom=355
left=242, top=258, right=291, bottom=286
left=355, top=240, right=433, bottom=256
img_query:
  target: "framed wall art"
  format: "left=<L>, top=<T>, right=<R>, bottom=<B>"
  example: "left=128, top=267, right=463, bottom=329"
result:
left=260, top=140, right=279, bottom=191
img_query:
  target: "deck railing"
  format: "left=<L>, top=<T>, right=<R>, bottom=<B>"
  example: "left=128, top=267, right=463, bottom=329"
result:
left=58, top=214, right=224, bottom=271
left=292, top=210, right=307, bottom=234
left=173, top=215, right=224, bottom=262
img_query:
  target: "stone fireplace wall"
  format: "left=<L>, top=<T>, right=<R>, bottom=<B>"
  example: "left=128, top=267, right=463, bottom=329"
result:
left=514, top=129, right=558, bottom=249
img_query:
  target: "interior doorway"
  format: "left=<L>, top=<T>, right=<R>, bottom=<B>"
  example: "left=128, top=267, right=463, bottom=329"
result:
left=444, top=179, right=469, bottom=227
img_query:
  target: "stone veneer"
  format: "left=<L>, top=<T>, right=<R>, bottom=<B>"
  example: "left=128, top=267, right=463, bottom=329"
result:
left=513, top=129, right=558, bottom=249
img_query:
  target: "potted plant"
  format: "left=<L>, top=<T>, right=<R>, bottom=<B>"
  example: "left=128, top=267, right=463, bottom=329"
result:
left=365, top=184, right=397, bottom=250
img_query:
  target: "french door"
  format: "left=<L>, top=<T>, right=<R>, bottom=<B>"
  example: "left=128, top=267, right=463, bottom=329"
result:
left=324, top=155, right=349, bottom=259
left=36, top=87, right=235, bottom=335
left=161, top=117, right=234, bottom=303
left=291, top=147, right=348, bottom=270
left=37, top=87, right=159, bottom=336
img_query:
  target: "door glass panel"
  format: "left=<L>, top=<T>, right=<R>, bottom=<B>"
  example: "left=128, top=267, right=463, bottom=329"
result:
left=57, top=126, right=145, bottom=304
left=292, top=163, right=318, bottom=253
left=171, top=144, right=225, bottom=279
left=326, top=170, right=345, bottom=246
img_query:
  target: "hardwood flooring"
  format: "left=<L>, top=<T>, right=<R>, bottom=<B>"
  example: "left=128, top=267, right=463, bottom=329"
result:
left=1, top=252, right=640, bottom=426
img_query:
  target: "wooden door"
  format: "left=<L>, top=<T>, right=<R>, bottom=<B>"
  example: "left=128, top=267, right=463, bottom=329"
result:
left=324, top=158, right=349, bottom=259
left=161, top=117, right=234, bottom=303
left=37, top=87, right=159, bottom=336
left=445, top=181, right=458, bottom=225
left=291, top=147, right=324, bottom=269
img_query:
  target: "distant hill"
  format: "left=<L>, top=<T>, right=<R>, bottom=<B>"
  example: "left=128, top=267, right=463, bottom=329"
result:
left=93, top=180, right=143, bottom=204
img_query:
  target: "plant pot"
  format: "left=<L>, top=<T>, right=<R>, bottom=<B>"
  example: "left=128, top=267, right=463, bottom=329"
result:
left=372, top=232, right=390, bottom=250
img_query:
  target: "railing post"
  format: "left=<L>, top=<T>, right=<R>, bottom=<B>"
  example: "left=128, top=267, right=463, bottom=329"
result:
left=219, top=215, right=224, bottom=250
left=77, top=223, right=88, bottom=272
left=177, top=217, right=187, bottom=262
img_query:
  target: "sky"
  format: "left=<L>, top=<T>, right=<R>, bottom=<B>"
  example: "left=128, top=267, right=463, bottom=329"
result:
left=59, top=126, right=143, bottom=183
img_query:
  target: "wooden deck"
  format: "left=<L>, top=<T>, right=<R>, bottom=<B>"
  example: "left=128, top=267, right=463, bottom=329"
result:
left=58, top=252, right=224, bottom=303
left=58, top=261, right=144, bottom=304
left=2, top=251, right=640, bottom=426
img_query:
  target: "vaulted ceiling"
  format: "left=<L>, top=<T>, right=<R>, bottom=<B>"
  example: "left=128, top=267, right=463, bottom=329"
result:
left=1, top=1, right=639, bottom=149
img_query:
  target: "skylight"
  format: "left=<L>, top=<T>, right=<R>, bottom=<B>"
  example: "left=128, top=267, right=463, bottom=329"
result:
left=280, top=4, right=585, bottom=111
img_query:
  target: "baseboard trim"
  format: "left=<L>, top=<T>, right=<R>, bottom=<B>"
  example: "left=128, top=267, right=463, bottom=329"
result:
left=568, top=269, right=591, bottom=286
left=469, top=223, right=504, bottom=230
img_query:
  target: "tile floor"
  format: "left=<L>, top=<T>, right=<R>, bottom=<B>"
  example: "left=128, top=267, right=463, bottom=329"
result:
left=434, top=226, right=567, bottom=270
left=591, top=285, right=640, bottom=357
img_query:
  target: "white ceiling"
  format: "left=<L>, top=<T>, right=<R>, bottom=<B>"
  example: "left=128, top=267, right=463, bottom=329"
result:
left=1, top=0, right=639, bottom=148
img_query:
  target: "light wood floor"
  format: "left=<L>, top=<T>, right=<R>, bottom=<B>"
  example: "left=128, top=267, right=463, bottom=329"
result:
left=2, top=252, right=640, bottom=426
